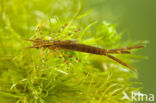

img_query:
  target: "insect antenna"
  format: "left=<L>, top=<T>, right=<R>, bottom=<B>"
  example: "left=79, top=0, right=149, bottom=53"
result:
left=23, top=38, right=34, bottom=42
left=54, top=24, right=68, bottom=38
left=22, top=46, right=37, bottom=49
left=22, top=39, right=40, bottom=49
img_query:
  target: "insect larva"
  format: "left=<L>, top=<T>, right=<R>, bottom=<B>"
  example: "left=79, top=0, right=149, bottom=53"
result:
left=24, top=38, right=145, bottom=71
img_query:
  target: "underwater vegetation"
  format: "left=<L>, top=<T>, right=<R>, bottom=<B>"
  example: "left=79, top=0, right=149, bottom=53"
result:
left=0, top=0, right=145, bottom=103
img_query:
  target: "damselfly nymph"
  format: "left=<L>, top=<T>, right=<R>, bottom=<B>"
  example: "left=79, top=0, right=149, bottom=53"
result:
left=24, top=38, right=144, bottom=71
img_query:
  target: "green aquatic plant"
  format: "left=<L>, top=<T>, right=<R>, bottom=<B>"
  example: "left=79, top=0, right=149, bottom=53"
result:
left=0, top=0, right=145, bottom=103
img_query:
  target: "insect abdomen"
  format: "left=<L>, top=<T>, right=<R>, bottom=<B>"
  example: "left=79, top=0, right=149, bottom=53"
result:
left=59, top=44, right=107, bottom=55
left=78, top=44, right=106, bottom=55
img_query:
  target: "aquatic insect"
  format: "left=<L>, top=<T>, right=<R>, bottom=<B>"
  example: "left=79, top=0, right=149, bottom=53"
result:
left=24, top=38, right=144, bottom=71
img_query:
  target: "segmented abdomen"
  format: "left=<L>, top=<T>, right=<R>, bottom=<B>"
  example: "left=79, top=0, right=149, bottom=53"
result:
left=57, top=44, right=107, bottom=55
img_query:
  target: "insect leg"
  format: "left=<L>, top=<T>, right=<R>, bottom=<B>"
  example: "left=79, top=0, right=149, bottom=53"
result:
left=53, top=49, right=71, bottom=71
left=41, top=48, right=46, bottom=69
left=36, top=26, right=44, bottom=40
left=53, top=24, right=68, bottom=39
left=58, top=24, right=68, bottom=33
left=30, top=26, right=43, bottom=40
left=66, top=28, right=81, bottom=38
left=74, top=28, right=81, bottom=38
left=55, top=24, right=68, bottom=36
left=58, top=27, right=80, bottom=40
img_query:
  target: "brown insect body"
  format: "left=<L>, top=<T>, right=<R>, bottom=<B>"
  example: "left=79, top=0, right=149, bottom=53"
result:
left=25, top=38, right=144, bottom=71
left=53, top=43, right=129, bottom=55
